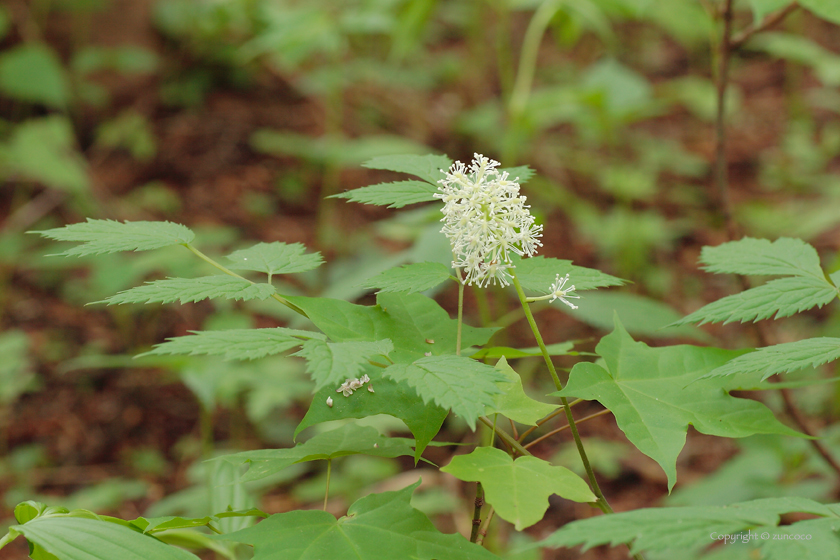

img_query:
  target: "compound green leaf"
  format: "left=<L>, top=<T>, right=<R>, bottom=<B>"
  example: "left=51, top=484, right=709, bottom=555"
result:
left=225, top=242, right=323, bottom=276
left=698, top=237, right=825, bottom=279
left=0, top=43, right=68, bottom=108
left=799, top=0, right=840, bottom=24
left=703, top=337, right=840, bottom=381
left=293, top=338, right=393, bottom=390
left=10, top=516, right=199, bottom=560
left=33, top=219, right=195, bottom=257
left=558, top=317, right=801, bottom=490
left=361, top=262, right=453, bottom=294
left=441, top=447, right=595, bottom=530
left=139, top=328, right=324, bottom=360
left=215, top=481, right=498, bottom=560
left=539, top=497, right=840, bottom=555
left=217, top=424, right=416, bottom=482
left=330, top=180, right=438, bottom=208
left=512, top=255, right=626, bottom=293
left=384, top=355, right=507, bottom=430
left=485, top=357, right=557, bottom=426
left=298, top=375, right=447, bottom=462
left=96, top=276, right=275, bottom=305
left=674, top=276, right=839, bottom=325
left=361, top=154, right=452, bottom=185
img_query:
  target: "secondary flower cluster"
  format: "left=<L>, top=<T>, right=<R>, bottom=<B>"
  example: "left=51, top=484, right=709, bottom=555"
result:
left=435, top=154, right=543, bottom=287
left=336, top=374, right=373, bottom=397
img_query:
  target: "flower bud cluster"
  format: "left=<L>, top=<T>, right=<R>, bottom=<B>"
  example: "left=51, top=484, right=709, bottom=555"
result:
left=435, top=154, right=543, bottom=287
left=337, top=374, right=373, bottom=397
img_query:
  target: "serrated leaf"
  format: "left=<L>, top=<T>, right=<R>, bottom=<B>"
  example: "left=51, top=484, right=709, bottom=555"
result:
left=539, top=497, right=840, bottom=555
left=361, top=154, right=453, bottom=185
left=799, top=0, right=840, bottom=24
left=674, top=276, right=839, bottom=326
left=330, top=180, right=438, bottom=208
left=138, top=328, right=324, bottom=360
left=10, top=516, right=199, bottom=560
left=33, top=219, right=195, bottom=257
left=441, top=447, right=595, bottom=530
left=97, top=276, right=275, bottom=305
left=384, top=355, right=507, bottom=430
left=225, top=242, right=323, bottom=276
left=500, top=165, right=534, bottom=184
left=217, top=424, right=416, bottom=483
left=512, top=255, right=626, bottom=293
left=557, top=317, right=802, bottom=490
left=361, top=262, right=453, bottom=294
left=699, top=237, right=825, bottom=279
left=485, top=357, right=557, bottom=425
left=296, top=372, right=448, bottom=462
left=215, top=481, right=498, bottom=560
left=293, top=339, right=393, bottom=390
left=704, top=337, right=840, bottom=381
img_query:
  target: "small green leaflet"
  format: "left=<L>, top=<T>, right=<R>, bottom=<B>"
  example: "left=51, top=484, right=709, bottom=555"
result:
left=292, top=338, right=393, bottom=390
left=384, top=355, right=507, bottom=430
left=361, top=153, right=453, bottom=185
left=330, top=180, right=438, bottom=208
left=138, top=328, right=324, bottom=360
left=295, top=371, right=448, bottom=462
left=799, top=0, right=840, bottom=25
left=511, top=255, right=626, bottom=293
left=225, top=242, right=323, bottom=277
left=557, top=317, right=802, bottom=491
left=698, top=237, right=825, bottom=279
left=215, top=481, right=499, bottom=560
left=216, top=424, right=416, bottom=483
left=485, top=357, right=557, bottom=425
left=95, top=276, right=275, bottom=305
left=361, top=262, right=453, bottom=294
left=441, top=448, right=595, bottom=530
left=32, top=219, right=195, bottom=257
left=704, top=337, right=840, bottom=381
left=538, top=497, right=840, bottom=557
left=8, top=516, right=199, bottom=560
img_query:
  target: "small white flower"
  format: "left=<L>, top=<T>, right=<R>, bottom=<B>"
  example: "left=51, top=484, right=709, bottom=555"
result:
left=326, top=396, right=333, bottom=407
left=549, top=274, right=580, bottom=309
left=424, top=351, right=432, bottom=357
left=360, top=374, right=370, bottom=384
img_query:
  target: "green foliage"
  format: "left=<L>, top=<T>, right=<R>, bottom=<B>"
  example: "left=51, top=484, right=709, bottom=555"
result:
left=215, top=481, right=499, bottom=560
left=96, top=276, right=276, bottom=305
left=293, top=338, right=394, bottom=390
left=704, top=337, right=840, bottom=381
left=485, top=357, right=557, bottom=426
left=331, top=180, right=440, bottom=208
left=361, top=262, right=453, bottom=293
left=698, top=237, right=825, bottom=278
left=799, top=0, right=840, bottom=25
left=34, top=219, right=195, bottom=256
left=361, top=154, right=453, bottom=185
left=0, top=330, right=38, bottom=405
left=747, top=0, right=790, bottom=23
left=0, top=42, right=69, bottom=108
left=140, top=328, right=324, bottom=360
left=511, top=255, right=626, bottom=293
left=441, top=447, right=595, bottom=530
left=225, top=242, right=324, bottom=277
left=558, top=317, right=802, bottom=490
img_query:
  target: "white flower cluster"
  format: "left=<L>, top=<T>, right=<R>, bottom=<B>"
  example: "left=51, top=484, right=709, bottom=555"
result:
left=435, top=154, right=543, bottom=287
left=548, top=273, right=580, bottom=309
left=336, top=374, right=373, bottom=397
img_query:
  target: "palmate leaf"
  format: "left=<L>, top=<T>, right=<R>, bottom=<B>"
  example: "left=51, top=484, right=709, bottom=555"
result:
left=361, top=153, right=452, bottom=185
left=215, top=481, right=499, bottom=560
left=292, top=338, right=393, bottom=390
left=674, top=276, right=839, bottom=326
left=383, top=355, right=507, bottom=430
left=557, top=317, right=801, bottom=490
left=441, top=447, right=595, bottom=530
left=96, top=276, right=275, bottom=305
left=225, top=242, right=323, bottom=276
left=33, top=219, right=195, bottom=256
left=511, top=255, right=626, bottom=293
left=138, top=328, right=325, bottom=360
left=539, top=497, right=840, bottom=557
left=330, top=180, right=438, bottom=208
left=704, top=337, right=840, bottom=381
left=485, top=357, right=557, bottom=425
left=217, top=424, right=416, bottom=483
left=361, top=262, right=453, bottom=294
left=699, top=237, right=826, bottom=279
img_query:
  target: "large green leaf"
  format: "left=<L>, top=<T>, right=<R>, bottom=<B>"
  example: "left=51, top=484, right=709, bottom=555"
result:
left=361, top=154, right=452, bottom=185
left=539, top=497, right=840, bottom=556
left=9, top=516, right=199, bottom=560
left=330, top=180, right=438, bottom=208
left=225, top=242, right=323, bottom=277
left=557, top=317, right=802, bottom=490
left=139, top=328, right=324, bottom=360
left=215, top=481, right=499, bottom=560
left=441, top=447, right=595, bottom=530
left=512, top=255, right=626, bottom=293
left=33, top=219, right=195, bottom=257
left=296, top=370, right=448, bottom=462
left=293, top=338, right=393, bottom=390
left=704, top=337, right=840, bottom=381
left=384, top=355, right=507, bottom=430
left=0, top=43, right=68, bottom=108
left=698, top=237, right=825, bottom=279
left=361, top=262, right=453, bottom=294
left=485, top=357, right=557, bottom=426
left=96, top=276, right=275, bottom=305
left=217, top=424, right=416, bottom=483
left=800, top=0, right=840, bottom=24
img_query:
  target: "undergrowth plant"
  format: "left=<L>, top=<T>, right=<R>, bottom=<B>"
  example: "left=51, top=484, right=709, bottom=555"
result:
left=2, top=152, right=840, bottom=559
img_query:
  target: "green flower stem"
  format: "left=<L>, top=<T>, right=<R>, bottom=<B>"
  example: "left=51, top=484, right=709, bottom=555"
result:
left=455, top=266, right=465, bottom=356
left=470, top=482, right=485, bottom=543
left=510, top=271, right=612, bottom=516
left=182, top=243, right=308, bottom=318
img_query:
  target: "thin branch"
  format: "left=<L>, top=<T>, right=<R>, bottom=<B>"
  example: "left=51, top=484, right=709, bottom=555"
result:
left=523, top=409, right=612, bottom=450
left=476, top=506, right=495, bottom=546
left=731, top=3, right=799, bottom=49
left=517, top=399, right=583, bottom=443
left=479, top=417, right=530, bottom=457
left=470, top=483, right=485, bottom=543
